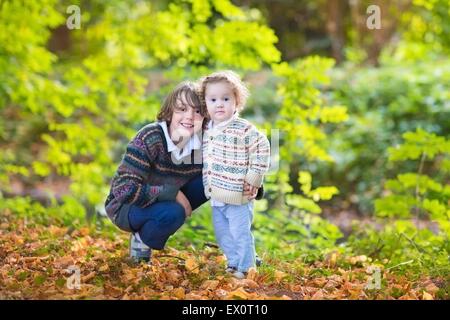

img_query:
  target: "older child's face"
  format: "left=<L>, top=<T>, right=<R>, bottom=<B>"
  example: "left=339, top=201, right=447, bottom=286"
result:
left=205, top=81, right=237, bottom=124
left=169, top=93, right=203, bottom=141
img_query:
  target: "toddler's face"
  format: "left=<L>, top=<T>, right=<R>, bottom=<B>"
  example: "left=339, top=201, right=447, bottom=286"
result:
left=204, top=81, right=237, bottom=124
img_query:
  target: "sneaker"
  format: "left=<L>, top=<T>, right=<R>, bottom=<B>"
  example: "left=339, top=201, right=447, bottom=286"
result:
left=225, top=266, right=237, bottom=273
left=232, top=271, right=247, bottom=279
left=129, top=233, right=151, bottom=263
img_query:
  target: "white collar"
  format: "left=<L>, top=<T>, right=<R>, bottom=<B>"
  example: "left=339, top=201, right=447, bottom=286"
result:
left=208, top=113, right=238, bottom=130
left=158, top=121, right=201, bottom=160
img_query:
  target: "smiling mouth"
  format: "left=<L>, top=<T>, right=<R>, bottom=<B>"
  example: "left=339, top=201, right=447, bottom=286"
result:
left=181, top=123, right=194, bottom=129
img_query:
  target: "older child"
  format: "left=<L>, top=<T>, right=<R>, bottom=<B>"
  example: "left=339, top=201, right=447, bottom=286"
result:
left=105, top=81, right=207, bottom=263
left=200, top=71, right=270, bottom=278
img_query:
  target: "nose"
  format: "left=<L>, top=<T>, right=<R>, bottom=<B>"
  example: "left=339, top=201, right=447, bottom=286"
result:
left=184, top=107, right=194, bottom=120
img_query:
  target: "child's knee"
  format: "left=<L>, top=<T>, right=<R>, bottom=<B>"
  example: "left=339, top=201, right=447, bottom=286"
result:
left=165, top=202, right=186, bottom=229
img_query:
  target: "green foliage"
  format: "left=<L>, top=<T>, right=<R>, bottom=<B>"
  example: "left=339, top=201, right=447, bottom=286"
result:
left=321, top=59, right=450, bottom=212
left=399, top=0, right=450, bottom=59
left=348, top=220, right=450, bottom=278
left=388, top=129, right=450, bottom=162
left=349, top=129, right=449, bottom=277
left=375, top=129, right=450, bottom=225
left=0, top=0, right=280, bottom=213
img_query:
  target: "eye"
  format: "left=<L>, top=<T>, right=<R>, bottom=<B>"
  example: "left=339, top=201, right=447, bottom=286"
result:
left=224, top=97, right=229, bottom=101
left=211, top=98, right=216, bottom=102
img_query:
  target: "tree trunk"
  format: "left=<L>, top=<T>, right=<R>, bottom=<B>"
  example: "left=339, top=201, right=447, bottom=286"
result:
left=326, top=0, right=346, bottom=64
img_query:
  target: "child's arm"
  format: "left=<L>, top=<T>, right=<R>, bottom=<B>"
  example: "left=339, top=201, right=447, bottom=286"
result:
left=244, top=127, right=271, bottom=188
left=110, top=134, right=179, bottom=209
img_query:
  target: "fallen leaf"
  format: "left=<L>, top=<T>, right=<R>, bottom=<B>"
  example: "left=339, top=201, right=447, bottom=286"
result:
left=215, top=255, right=226, bottom=264
left=422, top=291, right=433, bottom=300
left=185, top=258, right=199, bottom=274
left=424, top=282, right=439, bottom=294
left=81, top=272, right=96, bottom=283
left=99, top=264, right=109, bottom=272
left=274, top=270, right=287, bottom=283
left=246, top=267, right=257, bottom=281
left=172, top=287, right=185, bottom=299
left=226, top=287, right=252, bottom=300
left=201, top=280, right=219, bottom=290
left=311, top=290, right=325, bottom=300
left=239, top=279, right=259, bottom=289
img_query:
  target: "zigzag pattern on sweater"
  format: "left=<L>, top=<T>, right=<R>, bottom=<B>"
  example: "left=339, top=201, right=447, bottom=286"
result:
left=105, top=123, right=202, bottom=222
left=203, top=117, right=271, bottom=205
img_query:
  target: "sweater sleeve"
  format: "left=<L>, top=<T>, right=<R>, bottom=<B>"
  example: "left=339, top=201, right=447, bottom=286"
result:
left=244, top=127, right=271, bottom=188
left=109, top=133, right=179, bottom=209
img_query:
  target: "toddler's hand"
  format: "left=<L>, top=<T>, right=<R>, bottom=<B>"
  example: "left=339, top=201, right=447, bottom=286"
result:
left=243, top=182, right=258, bottom=200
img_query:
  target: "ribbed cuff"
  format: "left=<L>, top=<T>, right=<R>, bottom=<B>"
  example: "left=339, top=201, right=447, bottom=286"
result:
left=244, top=170, right=264, bottom=188
left=157, top=185, right=179, bottom=201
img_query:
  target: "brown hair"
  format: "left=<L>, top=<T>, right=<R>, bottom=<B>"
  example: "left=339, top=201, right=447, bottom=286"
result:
left=199, top=70, right=250, bottom=113
left=157, top=81, right=206, bottom=122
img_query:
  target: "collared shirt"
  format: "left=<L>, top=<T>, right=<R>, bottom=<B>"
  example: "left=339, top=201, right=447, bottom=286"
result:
left=207, top=112, right=238, bottom=131
left=158, top=121, right=202, bottom=161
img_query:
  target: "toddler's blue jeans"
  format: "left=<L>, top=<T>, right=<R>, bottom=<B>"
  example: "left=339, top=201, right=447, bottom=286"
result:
left=212, top=202, right=255, bottom=273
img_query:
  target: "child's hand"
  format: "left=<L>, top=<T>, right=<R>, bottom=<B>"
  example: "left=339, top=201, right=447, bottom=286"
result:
left=176, top=190, right=192, bottom=218
left=243, top=182, right=258, bottom=200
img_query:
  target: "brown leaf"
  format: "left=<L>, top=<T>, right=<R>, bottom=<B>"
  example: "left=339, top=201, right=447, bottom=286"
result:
left=200, top=280, right=220, bottom=290
left=239, top=279, right=259, bottom=289
left=274, top=270, right=287, bottom=283
left=226, top=287, right=252, bottom=300
left=311, top=290, right=325, bottom=300
left=185, top=258, right=199, bottom=274
left=424, top=282, right=439, bottom=294
left=246, top=267, right=257, bottom=281
left=81, top=271, right=96, bottom=283
left=172, top=287, right=185, bottom=299
left=422, top=291, right=433, bottom=300
left=104, top=285, right=123, bottom=298
left=215, top=255, right=226, bottom=264
left=99, top=264, right=109, bottom=272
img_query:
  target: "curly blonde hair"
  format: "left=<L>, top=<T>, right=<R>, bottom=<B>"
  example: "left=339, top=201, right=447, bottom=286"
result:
left=199, top=70, right=250, bottom=114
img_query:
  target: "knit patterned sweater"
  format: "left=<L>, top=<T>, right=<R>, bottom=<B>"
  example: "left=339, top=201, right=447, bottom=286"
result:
left=202, top=116, right=271, bottom=205
left=105, top=123, right=203, bottom=232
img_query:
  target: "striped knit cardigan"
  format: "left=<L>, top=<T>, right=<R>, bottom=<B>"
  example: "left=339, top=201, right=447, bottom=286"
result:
left=202, top=117, right=271, bottom=205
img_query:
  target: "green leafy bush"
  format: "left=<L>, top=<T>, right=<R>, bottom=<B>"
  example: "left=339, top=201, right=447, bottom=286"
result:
left=348, top=129, right=450, bottom=277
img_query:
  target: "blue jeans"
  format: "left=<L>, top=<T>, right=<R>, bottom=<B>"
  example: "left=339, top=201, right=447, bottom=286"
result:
left=212, top=202, right=255, bottom=273
left=128, top=175, right=207, bottom=250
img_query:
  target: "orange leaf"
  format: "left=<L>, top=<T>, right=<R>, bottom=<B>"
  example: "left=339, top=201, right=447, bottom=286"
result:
left=200, top=280, right=220, bottom=290
left=215, top=255, right=226, bottom=264
left=172, top=287, right=185, bottom=299
left=239, top=279, right=259, bottom=289
left=226, top=287, right=252, bottom=300
left=81, top=271, right=96, bottom=283
left=185, top=258, right=199, bottom=274
left=99, top=264, right=109, bottom=272
left=311, top=290, right=325, bottom=300
left=422, top=291, right=433, bottom=300
left=274, top=270, right=287, bottom=283
left=246, top=267, right=257, bottom=281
